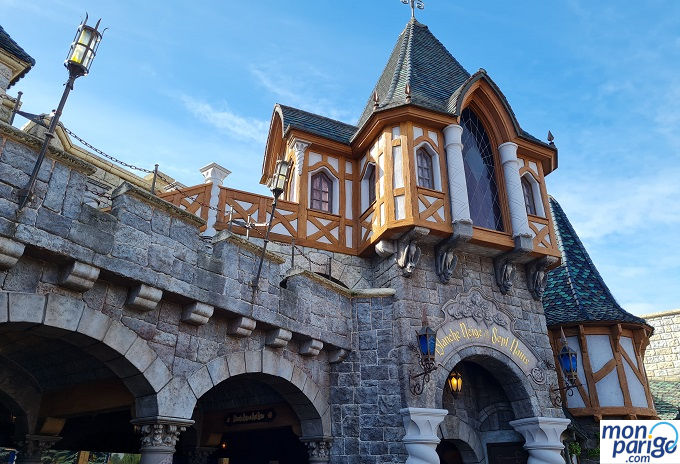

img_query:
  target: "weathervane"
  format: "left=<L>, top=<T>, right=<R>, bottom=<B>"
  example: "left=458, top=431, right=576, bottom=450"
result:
left=401, top=0, right=424, bottom=19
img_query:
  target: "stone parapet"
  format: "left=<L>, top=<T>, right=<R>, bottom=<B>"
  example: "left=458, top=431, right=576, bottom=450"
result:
left=643, top=309, right=680, bottom=380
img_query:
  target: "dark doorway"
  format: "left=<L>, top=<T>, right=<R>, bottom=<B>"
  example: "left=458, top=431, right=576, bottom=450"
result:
left=214, top=426, right=307, bottom=464
left=436, top=439, right=463, bottom=464
left=487, top=442, right=528, bottom=464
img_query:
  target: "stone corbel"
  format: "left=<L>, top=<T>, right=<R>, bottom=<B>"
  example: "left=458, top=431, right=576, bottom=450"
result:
left=525, top=256, right=558, bottom=301
left=434, top=219, right=473, bottom=284
left=126, top=284, right=163, bottom=312
left=227, top=316, right=256, bottom=337
left=0, top=236, right=25, bottom=270
left=265, top=328, right=292, bottom=348
left=58, top=261, right=100, bottom=291
left=300, top=338, right=323, bottom=357
left=181, top=302, right=214, bottom=326
left=328, top=348, right=349, bottom=364
left=376, top=227, right=429, bottom=277
left=493, top=235, right=532, bottom=295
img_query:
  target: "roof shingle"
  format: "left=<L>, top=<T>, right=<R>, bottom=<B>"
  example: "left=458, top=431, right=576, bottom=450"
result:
left=277, top=104, right=357, bottom=145
left=543, top=197, right=647, bottom=327
left=0, top=25, right=35, bottom=87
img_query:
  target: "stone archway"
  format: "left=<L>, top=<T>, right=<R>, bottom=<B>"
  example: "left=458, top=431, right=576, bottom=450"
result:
left=438, top=417, right=484, bottom=464
left=0, top=291, right=172, bottom=417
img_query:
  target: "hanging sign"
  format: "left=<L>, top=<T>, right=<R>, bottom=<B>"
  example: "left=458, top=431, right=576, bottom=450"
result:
left=435, top=289, right=546, bottom=384
left=224, top=408, right=277, bottom=426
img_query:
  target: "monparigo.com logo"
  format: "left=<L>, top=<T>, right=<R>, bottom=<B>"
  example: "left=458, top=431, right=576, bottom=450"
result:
left=600, top=420, right=680, bottom=463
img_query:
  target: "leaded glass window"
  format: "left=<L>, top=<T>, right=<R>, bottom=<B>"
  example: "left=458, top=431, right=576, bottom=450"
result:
left=311, top=171, right=332, bottom=212
left=416, top=148, right=434, bottom=189
left=521, top=176, right=537, bottom=216
left=367, top=164, right=376, bottom=204
left=461, top=108, right=504, bottom=231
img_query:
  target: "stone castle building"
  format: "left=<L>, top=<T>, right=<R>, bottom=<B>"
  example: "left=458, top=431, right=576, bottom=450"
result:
left=0, top=14, right=660, bottom=464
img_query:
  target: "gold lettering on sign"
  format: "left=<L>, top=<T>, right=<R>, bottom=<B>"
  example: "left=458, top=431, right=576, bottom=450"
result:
left=436, top=323, right=530, bottom=365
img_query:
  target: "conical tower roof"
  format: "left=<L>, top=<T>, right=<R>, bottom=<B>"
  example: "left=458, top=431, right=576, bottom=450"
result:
left=543, top=197, right=647, bottom=327
left=356, top=18, right=470, bottom=129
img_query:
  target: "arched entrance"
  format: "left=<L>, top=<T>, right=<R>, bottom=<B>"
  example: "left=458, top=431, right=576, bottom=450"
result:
left=184, top=361, right=329, bottom=464
left=0, top=292, right=166, bottom=464
left=436, top=350, right=539, bottom=464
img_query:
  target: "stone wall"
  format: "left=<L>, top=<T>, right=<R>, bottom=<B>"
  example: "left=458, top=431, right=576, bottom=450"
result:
left=643, top=309, right=680, bottom=380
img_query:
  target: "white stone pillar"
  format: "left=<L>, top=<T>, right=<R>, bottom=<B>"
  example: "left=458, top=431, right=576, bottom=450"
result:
left=509, top=417, right=571, bottom=464
left=133, top=418, right=193, bottom=464
left=199, top=162, right=231, bottom=237
left=400, top=407, right=448, bottom=464
left=498, top=142, right=532, bottom=239
left=442, top=124, right=472, bottom=226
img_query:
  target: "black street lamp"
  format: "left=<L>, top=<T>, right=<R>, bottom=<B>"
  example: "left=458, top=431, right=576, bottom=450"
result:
left=251, top=159, right=291, bottom=293
left=18, top=15, right=104, bottom=209
left=409, top=325, right=438, bottom=395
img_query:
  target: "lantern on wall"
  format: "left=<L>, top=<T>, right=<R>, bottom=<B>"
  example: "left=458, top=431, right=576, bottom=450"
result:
left=447, top=371, right=462, bottom=395
left=559, top=343, right=579, bottom=385
left=410, top=326, right=438, bottom=396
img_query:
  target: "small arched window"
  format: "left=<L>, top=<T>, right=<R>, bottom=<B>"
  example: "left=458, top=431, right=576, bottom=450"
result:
left=521, top=176, right=536, bottom=216
left=416, top=148, right=434, bottom=189
left=310, top=171, right=333, bottom=212
left=366, top=164, right=376, bottom=204
left=461, top=108, right=504, bottom=231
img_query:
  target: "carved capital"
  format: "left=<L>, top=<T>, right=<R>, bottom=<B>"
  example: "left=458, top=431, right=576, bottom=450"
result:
left=509, top=417, right=570, bottom=464
left=292, top=140, right=310, bottom=176
left=302, top=438, right=332, bottom=463
left=181, top=302, right=214, bottom=326
left=59, top=261, right=100, bottom=291
left=17, top=435, right=61, bottom=463
left=132, top=418, right=194, bottom=453
left=126, top=284, right=163, bottom=312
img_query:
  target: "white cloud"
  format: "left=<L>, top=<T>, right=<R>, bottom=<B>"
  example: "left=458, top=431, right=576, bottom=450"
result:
left=179, top=95, right=268, bottom=145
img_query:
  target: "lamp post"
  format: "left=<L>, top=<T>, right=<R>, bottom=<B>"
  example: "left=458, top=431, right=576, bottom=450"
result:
left=251, top=159, right=291, bottom=293
left=409, top=326, right=438, bottom=395
left=18, top=15, right=103, bottom=209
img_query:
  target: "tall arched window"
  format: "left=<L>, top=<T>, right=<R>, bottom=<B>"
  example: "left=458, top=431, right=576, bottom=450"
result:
left=416, top=148, right=434, bottom=189
left=310, top=171, right=332, bottom=212
left=366, top=164, right=376, bottom=204
left=461, top=108, right=504, bottom=231
left=521, top=176, right=537, bottom=216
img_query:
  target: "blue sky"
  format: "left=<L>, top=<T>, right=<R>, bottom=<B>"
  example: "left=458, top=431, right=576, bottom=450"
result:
left=2, top=0, right=679, bottom=314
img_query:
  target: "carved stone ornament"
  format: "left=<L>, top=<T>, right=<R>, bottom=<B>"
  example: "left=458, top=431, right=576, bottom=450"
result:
left=293, top=140, right=310, bottom=176
left=493, top=255, right=516, bottom=295
left=435, top=247, right=458, bottom=284
left=18, top=435, right=61, bottom=461
left=304, top=439, right=332, bottom=463
left=444, top=288, right=508, bottom=329
left=138, top=423, right=187, bottom=451
left=396, top=241, right=421, bottom=277
left=525, top=256, right=557, bottom=301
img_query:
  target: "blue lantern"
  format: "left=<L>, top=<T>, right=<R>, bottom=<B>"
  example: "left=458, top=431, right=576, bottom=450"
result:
left=417, top=326, right=436, bottom=362
left=559, top=343, right=579, bottom=385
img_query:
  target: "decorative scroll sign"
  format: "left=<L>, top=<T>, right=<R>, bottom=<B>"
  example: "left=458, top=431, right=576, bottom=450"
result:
left=435, top=289, right=546, bottom=385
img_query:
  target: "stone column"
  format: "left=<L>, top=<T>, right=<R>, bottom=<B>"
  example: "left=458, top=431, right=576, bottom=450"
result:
left=133, top=418, right=194, bottom=464
left=400, top=407, right=448, bottom=464
left=199, top=163, right=231, bottom=237
left=302, top=437, right=332, bottom=463
left=509, top=417, right=571, bottom=464
left=16, top=434, right=61, bottom=464
left=498, top=142, right=532, bottom=241
left=442, top=124, right=472, bottom=230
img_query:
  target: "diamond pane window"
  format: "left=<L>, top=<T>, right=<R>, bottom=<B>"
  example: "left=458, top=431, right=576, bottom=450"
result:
left=311, top=171, right=333, bottom=213
left=416, top=148, right=434, bottom=189
left=461, top=108, right=504, bottom=231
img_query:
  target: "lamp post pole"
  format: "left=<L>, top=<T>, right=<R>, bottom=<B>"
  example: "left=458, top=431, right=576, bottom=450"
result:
left=18, top=73, right=77, bottom=209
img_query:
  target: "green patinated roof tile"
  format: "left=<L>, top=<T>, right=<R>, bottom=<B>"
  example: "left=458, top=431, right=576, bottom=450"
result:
left=649, top=380, right=680, bottom=420
left=543, top=198, right=647, bottom=327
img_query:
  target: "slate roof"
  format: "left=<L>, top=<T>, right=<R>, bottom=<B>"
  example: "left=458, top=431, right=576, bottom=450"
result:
left=277, top=104, right=357, bottom=145
left=543, top=197, right=647, bottom=327
left=650, top=380, right=680, bottom=420
left=0, top=25, right=35, bottom=87
left=356, top=18, right=470, bottom=129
